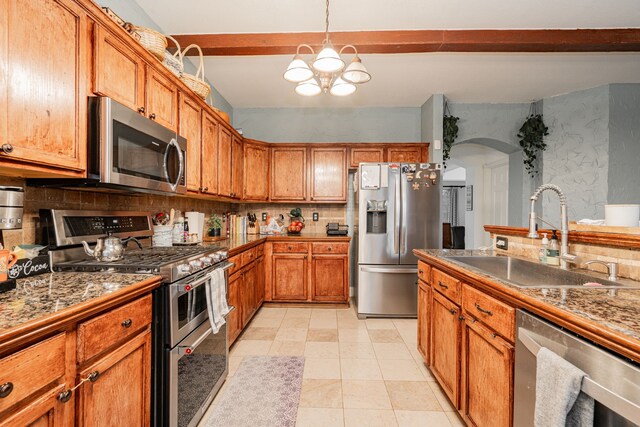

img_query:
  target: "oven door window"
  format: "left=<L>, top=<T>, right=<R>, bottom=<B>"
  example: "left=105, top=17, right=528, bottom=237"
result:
left=112, top=120, right=173, bottom=183
left=172, top=323, right=227, bottom=427
left=177, top=282, right=208, bottom=330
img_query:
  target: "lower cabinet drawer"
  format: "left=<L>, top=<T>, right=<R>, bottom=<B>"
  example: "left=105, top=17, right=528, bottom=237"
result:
left=462, top=284, right=515, bottom=342
left=0, top=333, right=66, bottom=412
left=272, top=242, right=309, bottom=253
left=77, top=294, right=152, bottom=363
left=312, top=242, right=349, bottom=254
left=418, top=261, right=431, bottom=282
left=242, top=248, right=256, bottom=265
left=432, top=269, right=461, bottom=304
left=255, top=243, right=265, bottom=258
left=228, top=254, right=242, bottom=275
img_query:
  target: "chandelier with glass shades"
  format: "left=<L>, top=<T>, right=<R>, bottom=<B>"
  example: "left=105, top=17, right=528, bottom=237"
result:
left=283, top=0, right=371, bottom=97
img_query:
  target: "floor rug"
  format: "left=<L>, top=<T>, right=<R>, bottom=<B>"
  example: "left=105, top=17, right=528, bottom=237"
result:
left=205, top=355, right=305, bottom=427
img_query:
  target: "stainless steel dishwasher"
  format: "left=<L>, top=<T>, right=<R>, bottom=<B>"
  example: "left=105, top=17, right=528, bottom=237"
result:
left=515, top=310, right=640, bottom=426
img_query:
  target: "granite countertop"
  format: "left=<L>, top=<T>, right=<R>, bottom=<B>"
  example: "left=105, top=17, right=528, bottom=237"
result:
left=0, top=272, right=160, bottom=335
left=206, top=233, right=351, bottom=255
left=415, top=249, right=640, bottom=358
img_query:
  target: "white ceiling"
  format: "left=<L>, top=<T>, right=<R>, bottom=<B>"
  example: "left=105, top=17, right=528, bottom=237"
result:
left=135, top=0, right=640, bottom=108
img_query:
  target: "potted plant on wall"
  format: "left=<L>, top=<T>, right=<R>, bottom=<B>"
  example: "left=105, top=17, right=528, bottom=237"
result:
left=207, top=213, right=222, bottom=237
left=443, top=101, right=459, bottom=168
left=518, top=102, right=549, bottom=176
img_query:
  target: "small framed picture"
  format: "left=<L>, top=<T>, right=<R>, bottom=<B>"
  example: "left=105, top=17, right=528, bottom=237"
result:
left=466, top=185, right=473, bottom=211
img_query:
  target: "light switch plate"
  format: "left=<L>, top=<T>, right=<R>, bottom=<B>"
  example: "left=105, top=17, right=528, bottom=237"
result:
left=312, top=212, right=319, bottom=221
left=262, top=212, right=267, bottom=221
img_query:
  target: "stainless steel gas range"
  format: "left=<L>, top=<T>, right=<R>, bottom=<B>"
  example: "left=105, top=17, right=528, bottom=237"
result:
left=40, top=209, right=233, bottom=427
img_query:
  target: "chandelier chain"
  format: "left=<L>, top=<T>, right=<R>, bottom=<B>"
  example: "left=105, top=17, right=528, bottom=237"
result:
left=325, top=0, right=330, bottom=41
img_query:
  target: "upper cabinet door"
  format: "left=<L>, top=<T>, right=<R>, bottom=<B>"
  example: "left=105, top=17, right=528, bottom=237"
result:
left=386, top=145, right=424, bottom=163
left=270, top=147, right=307, bottom=202
left=350, top=147, right=384, bottom=168
left=1, top=0, right=88, bottom=175
left=146, top=67, right=178, bottom=132
left=243, top=142, right=269, bottom=201
left=201, top=111, right=219, bottom=195
left=94, top=24, right=145, bottom=113
left=179, top=92, right=202, bottom=192
left=217, top=127, right=233, bottom=197
left=310, top=147, right=347, bottom=202
left=231, top=135, right=243, bottom=199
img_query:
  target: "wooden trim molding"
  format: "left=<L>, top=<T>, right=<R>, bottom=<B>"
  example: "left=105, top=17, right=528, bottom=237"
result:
left=484, top=225, right=640, bottom=250
left=171, top=29, right=640, bottom=56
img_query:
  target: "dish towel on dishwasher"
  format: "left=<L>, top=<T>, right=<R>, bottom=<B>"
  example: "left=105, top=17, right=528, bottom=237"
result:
left=534, top=347, right=594, bottom=427
left=205, top=267, right=230, bottom=334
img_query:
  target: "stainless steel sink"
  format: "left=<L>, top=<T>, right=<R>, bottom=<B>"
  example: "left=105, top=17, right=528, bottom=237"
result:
left=444, top=256, right=640, bottom=290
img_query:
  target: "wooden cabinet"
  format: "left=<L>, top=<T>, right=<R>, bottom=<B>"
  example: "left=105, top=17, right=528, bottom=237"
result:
left=461, top=318, right=513, bottom=427
left=417, top=279, right=430, bottom=364
left=76, top=331, right=151, bottom=426
left=146, top=67, right=178, bottom=132
left=311, top=255, right=348, bottom=302
left=200, top=111, right=219, bottom=195
left=349, top=147, right=384, bottom=168
left=255, top=255, right=266, bottom=307
left=179, top=93, right=203, bottom=192
left=217, top=127, right=233, bottom=198
left=386, top=145, right=425, bottom=163
left=93, top=24, right=145, bottom=114
left=271, top=254, right=308, bottom=301
left=227, top=272, right=242, bottom=344
left=231, top=136, right=243, bottom=199
left=0, top=0, right=88, bottom=176
left=310, top=148, right=347, bottom=202
left=241, top=263, right=257, bottom=327
left=1, top=384, right=67, bottom=427
left=270, top=147, right=307, bottom=201
left=430, top=290, right=461, bottom=408
left=243, top=141, right=269, bottom=201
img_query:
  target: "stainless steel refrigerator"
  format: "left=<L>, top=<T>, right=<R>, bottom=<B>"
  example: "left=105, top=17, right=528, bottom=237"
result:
left=356, top=162, right=441, bottom=318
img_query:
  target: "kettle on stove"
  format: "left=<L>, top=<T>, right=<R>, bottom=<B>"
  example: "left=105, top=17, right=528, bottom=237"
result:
left=81, top=232, right=140, bottom=262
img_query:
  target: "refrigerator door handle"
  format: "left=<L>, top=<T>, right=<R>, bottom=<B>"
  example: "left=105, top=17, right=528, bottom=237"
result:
left=361, top=267, right=419, bottom=274
left=394, top=175, right=401, bottom=255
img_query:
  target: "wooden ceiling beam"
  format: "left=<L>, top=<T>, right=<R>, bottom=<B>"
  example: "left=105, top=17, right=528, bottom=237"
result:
left=170, top=29, right=640, bottom=56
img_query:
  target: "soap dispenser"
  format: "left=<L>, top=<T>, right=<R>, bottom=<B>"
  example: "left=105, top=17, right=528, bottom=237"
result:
left=538, top=233, right=548, bottom=263
left=546, top=230, right=560, bottom=266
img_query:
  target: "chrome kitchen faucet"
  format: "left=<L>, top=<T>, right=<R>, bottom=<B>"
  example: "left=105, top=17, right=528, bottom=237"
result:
left=527, top=184, right=578, bottom=270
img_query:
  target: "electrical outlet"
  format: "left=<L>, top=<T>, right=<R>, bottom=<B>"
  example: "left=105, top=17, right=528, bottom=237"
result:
left=261, top=212, right=267, bottom=221
left=496, top=236, right=509, bottom=250
left=313, top=212, right=319, bottom=221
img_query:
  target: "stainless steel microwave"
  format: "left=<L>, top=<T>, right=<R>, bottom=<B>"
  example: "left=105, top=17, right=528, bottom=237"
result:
left=29, top=97, right=187, bottom=195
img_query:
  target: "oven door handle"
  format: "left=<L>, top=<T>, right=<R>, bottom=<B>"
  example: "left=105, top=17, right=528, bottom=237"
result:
left=518, top=327, right=640, bottom=423
left=219, top=262, right=235, bottom=272
left=164, top=137, right=184, bottom=192
left=175, top=324, right=212, bottom=356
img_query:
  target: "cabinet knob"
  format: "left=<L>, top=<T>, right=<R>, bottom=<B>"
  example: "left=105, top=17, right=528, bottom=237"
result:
left=149, top=113, right=156, bottom=120
left=1, top=144, right=13, bottom=154
left=328, top=247, right=332, bottom=251
left=204, top=187, right=208, bottom=191
left=0, top=382, right=13, bottom=398
left=449, top=308, right=457, bottom=315
left=138, top=107, right=145, bottom=114
left=304, top=255, right=307, bottom=259
left=288, top=246, right=292, bottom=250
left=88, top=371, right=100, bottom=382
left=57, top=389, right=73, bottom=403
left=121, top=319, right=132, bottom=328
left=419, top=269, right=424, bottom=275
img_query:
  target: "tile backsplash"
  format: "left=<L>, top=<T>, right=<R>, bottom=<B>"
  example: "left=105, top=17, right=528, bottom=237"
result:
left=237, top=204, right=347, bottom=234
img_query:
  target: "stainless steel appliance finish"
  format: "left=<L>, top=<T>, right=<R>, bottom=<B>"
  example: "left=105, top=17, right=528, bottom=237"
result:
left=29, top=97, right=187, bottom=195
left=0, top=186, right=23, bottom=229
left=515, top=310, right=640, bottom=426
left=357, top=163, right=441, bottom=318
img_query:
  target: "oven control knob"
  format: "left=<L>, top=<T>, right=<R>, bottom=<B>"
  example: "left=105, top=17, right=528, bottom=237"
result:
left=201, top=256, right=213, bottom=266
left=177, top=263, right=192, bottom=275
left=189, top=260, right=204, bottom=270
left=217, top=251, right=228, bottom=259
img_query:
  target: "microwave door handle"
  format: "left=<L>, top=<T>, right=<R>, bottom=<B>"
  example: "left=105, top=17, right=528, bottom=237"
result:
left=164, top=138, right=184, bottom=192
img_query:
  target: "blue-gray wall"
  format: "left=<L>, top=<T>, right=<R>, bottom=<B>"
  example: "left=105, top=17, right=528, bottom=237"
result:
left=100, top=0, right=234, bottom=120
left=233, top=107, right=421, bottom=142
left=543, top=85, right=610, bottom=220
left=608, top=84, right=640, bottom=205
left=421, top=94, right=444, bottom=162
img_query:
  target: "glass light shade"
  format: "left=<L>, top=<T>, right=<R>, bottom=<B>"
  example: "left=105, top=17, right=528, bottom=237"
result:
left=330, top=77, right=356, bottom=96
left=295, top=78, right=322, bottom=96
left=283, top=56, right=314, bottom=83
left=342, top=57, right=371, bottom=84
left=312, top=46, right=345, bottom=73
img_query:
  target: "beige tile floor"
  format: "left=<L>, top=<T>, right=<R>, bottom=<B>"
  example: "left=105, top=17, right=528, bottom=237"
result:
left=198, top=305, right=465, bottom=427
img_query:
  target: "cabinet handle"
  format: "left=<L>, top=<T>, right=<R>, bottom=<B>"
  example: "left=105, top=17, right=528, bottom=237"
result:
left=304, top=255, right=307, bottom=259
left=204, top=187, right=208, bottom=191
left=458, top=315, right=465, bottom=321
left=438, top=281, right=449, bottom=290
left=57, top=389, right=73, bottom=403
left=1, top=144, right=13, bottom=154
left=419, top=269, right=424, bottom=275
left=121, top=319, right=132, bottom=328
left=0, top=382, right=13, bottom=398
left=138, top=107, right=145, bottom=114
left=66, top=370, right=100, bottom=395
left=149, top=113, right=156, bottom=120
left=449, top=308, right=457, bottom=315
left=475, top=303, right=493, bottom=316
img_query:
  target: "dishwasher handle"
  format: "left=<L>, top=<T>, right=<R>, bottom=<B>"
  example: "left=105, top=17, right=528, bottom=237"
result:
left=518, top=327, right=640, bottom=424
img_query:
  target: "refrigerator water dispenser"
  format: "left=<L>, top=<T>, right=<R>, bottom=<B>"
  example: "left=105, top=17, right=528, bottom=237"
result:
left=366, top=200, right=387, bottom=234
